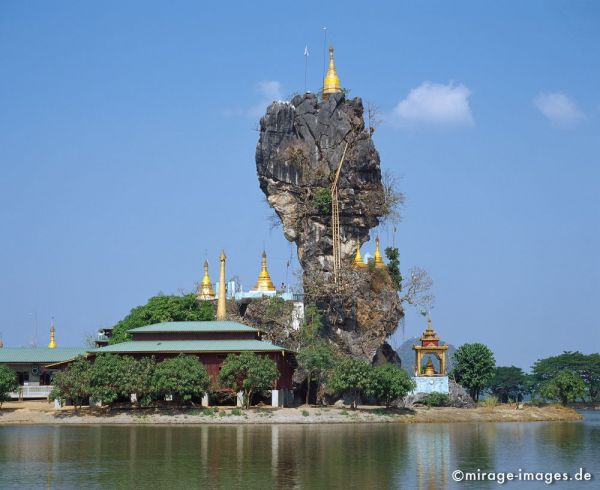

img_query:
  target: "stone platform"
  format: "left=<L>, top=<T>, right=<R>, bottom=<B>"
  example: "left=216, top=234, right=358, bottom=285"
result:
left=412, top=376, right=449, bottom=394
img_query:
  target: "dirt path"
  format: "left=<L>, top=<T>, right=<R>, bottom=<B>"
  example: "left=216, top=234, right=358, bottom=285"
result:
left=0, top=401, right=582, bottom=425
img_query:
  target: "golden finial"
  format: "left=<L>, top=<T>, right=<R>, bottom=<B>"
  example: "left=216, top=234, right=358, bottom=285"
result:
left=197, top=260, right=216, bottom=300
left=0, top=338, right=3, bottom=349
left=217, top=250, right=227, bottom=320
left=252, top=251, right=276, bottom=292
left=48, top=319, right=57, bottom=349
left=323, top=46, right=342, bottom=98
left=353, top=245, right=368, bottom=269
left=374, top=237, right=386, bottom=269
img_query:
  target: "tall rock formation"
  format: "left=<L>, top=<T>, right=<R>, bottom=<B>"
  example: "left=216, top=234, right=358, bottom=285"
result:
left=256, top=92, right=403, bottom=362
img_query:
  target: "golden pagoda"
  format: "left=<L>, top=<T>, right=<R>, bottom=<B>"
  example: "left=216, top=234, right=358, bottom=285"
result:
left=251, top=251, right=277, bottom=292
left=197, top=260, right=216, bottom=300
left=412, top=318, right=448, bottom=376
left=323, top=46, right=342, bottom=98
left=353, top=245, right=368, bottom=268
left=48, top=320, right=57, bottom=349
left=373, top=237, right=386, bottom=269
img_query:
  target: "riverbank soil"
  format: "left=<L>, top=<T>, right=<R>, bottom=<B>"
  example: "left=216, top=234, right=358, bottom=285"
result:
left=0, top=401, right=582, bottom=425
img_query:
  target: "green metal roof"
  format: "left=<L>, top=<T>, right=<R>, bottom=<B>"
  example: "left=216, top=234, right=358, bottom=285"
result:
left=0, top=348, right=87, bottom=364
left=92, top=339, right=289, bottom=354
left=128, top=321, right=258, bottom=334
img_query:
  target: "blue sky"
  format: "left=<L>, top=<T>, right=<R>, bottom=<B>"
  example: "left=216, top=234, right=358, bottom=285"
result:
left=1, top=1, right=598, bottom=369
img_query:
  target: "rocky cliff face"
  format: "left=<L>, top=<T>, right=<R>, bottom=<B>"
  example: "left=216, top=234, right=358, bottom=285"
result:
left=256, top=92, right=403, bottom=362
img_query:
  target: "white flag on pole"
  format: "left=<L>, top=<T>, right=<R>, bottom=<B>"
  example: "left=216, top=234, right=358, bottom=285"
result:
left=304, top=45, right=309, bottom=57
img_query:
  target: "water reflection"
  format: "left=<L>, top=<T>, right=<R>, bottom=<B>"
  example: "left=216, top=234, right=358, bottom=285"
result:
left=0, top=413, right=598, bottom=489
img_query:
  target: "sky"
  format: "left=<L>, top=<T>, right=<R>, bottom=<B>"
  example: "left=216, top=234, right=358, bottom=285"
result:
left=0, top=0, right=598, bottom=370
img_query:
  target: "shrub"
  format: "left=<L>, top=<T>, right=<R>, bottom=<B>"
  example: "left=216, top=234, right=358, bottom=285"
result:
left=301, top=409, right=309, bottom=417
left=89, top=354, right=138, bottom=407
left=50, top=356, right=92, bottom=409
left=0, top=365, right=18, bottom=408
left=369, top=363, right=416, bottom=407
left=327, top=356, right=372, bottom=409
left=423, top=392, right=450, bottom=407
left=314, top=188, right=332, bottom=214
left=153, top=355, right=210, bottom=403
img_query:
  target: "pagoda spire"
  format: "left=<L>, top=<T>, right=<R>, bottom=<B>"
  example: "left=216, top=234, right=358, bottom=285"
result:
left=252, top=251, right=276, bottom=292
left=48, top=318, right=57, bottom=349
left=353, top=245, right=367, bottom=269
left=217, top=250, right=227, bottom=320
left=374, top=237, right=386, bottom=269
left=323, top=46, right=342, bottom=98
left=197, top=260, right=216, bottom=300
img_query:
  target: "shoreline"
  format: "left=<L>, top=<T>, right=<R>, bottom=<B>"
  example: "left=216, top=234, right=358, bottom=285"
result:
left=0, top=401, right=583, bottom=426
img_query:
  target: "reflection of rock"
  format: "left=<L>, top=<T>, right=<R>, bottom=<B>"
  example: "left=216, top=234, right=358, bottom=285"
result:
left=256, top=92, right=403, bottom=361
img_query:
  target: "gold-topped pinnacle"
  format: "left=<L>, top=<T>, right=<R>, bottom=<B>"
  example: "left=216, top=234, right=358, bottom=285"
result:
left=353, top=245, right=368, bottom=269
left=323, top=46, right=342, bottom=97
left=197, top=259, right=216, bottom=300
left=252, top=251, right=276, bottom=292
left=374, top=237, right=386, bottom=269
left=48, top=319, right=57, bottom=349
left=217, top=250, right=227, bottom=320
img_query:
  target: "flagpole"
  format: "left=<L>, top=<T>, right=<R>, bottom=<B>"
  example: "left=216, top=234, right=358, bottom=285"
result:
left=304, top=45, right=309, bottom=92
left=322, top=27, right=327, bottom=81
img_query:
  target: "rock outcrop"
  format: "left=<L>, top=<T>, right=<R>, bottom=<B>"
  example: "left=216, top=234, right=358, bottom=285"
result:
left=256, top=92, right=403, bottom=361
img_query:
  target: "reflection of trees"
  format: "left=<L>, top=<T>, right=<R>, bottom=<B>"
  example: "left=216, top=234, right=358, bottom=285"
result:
left=451, top=423, right=497, bottom=474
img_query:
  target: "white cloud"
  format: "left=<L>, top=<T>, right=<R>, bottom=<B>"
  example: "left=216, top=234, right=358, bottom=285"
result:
left=390, top=82, right=474, bottom=127
left=224, top=80, right=284, bottom=118
left=533, top=92, right=583, bottom=126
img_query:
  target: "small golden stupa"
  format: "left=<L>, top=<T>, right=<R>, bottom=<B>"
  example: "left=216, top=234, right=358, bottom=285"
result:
left=197, top=260, right=216, bottom=300
left=352, top=245, right=368, bottom=269
left=323, top=46, right=342, bottom=98
left=48, top=320, right=57, bottom=349
left=423, top=358, right=436, bottom=376
left=251, top=251, right=276, bottom=292
left=373, top=237, right=386, bottom=269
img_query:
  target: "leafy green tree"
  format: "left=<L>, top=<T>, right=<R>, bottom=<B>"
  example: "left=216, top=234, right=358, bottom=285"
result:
left=300, top=304, right=323, bottom=342
left=134, top=356, right=157, bottom=407
left=539, top=369, right=586, bottom=406
left=89, top=354, right=138, bottom=406
left=369, top=363, right=415, bottom=407
left=218, top=352, right=279, bottom=409
left=297, top=340, right=333, bottom=405
left=0, top=365, right=18, bottom=408
left=384, top=247, right=402, bottom=291
left=487, top=366, right=531, bottom=403
left=451, top=343, right=496, bottom=402
left=532, top=351, right=600, bottom=402
left=328, top=356, right=373, bottom=409
left=110, top=294, right=215, bottom=344
left=50, top=356, right=92, bottom=409
left=153, top=355, right=210, bottom=404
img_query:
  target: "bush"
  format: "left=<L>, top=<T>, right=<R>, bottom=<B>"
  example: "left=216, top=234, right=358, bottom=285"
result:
left=369, top=363, right=415, bottom=407
left=327, top=356, right=372, bottom=409
left=219, top=353, right=279, bottom=409
left=89, top=354, right=138, bottom=406
left=0, top=365, right=18, bottom=408
left=314, top=188, right=332, bottom=214
left=478, top=396, right=498, bottom=409
left=423, top=392, right=450, bottom=407
left=153, top=355, right=210, bottom=404
left=50, top=356, right=92, bottom=409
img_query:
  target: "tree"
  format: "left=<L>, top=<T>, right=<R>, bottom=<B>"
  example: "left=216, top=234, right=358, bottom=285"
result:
left=452, top=343, right=496, bottom=402
left=153, top=355, right=210, bottom=404
left=0, top=365, right=18, bottom=408
left=110, top=294, right=215, bottom=344
left=539, top=370, right=586, bottom=406
left=218, top=352, right=279, bottom=409
left=89, top=354, right=138, bottom=407
left=487, top=366, right=531, bottom=403
left=384, top=247, right=402, bottom=291
left=369, top=363, right=415, bottom=407
left=327, top=356, right=373, bottom=409
left=50, top=356, right=92, bottom=409
left=134, top=356, right=157, bottom=407
left=532, top=351, right=600, bottom=402
left=297, top=340, right=333, bottom=405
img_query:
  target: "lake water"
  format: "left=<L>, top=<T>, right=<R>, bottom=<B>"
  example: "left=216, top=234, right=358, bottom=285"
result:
left=0, top=411, right=598, bottom=489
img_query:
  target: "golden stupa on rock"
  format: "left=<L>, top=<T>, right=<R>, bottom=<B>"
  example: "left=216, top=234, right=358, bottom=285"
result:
left=353, top=245, right=368, bottom=269
left=373, top=237, right=386, bottom=269
left=323, top=46, right=342, bottom=98
left=197, top=260, right=216, bottom=300
left=251, top=251, right=277, bottom=292
left=48, top=320, right=57, bottom=349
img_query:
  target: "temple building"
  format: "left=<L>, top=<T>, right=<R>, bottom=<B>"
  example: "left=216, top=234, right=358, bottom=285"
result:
left=411, top=318, right=449, bottom=394
left=0, top=323, right=87, bottom=399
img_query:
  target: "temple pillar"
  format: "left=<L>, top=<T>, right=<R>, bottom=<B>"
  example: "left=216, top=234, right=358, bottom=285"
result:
left=271, top=389, right=283, bottom=407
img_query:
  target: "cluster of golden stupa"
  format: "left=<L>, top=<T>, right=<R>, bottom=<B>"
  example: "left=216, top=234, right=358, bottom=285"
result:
left=197, top=251, right=277, bottom=303
left=352, top=237, right=386, bottom=269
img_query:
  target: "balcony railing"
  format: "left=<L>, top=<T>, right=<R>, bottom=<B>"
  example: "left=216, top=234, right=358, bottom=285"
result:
left=10, top=385, right=53, bottom=399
